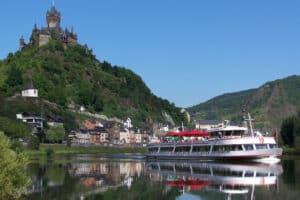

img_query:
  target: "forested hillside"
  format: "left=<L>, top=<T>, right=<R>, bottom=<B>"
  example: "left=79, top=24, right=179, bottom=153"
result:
left=188, top=75, right=300, bottom=131
left=0, top=40, right=187, bottom=132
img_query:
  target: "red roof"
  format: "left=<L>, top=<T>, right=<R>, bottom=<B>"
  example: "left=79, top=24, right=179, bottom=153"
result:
left=165, top=130, right=210, bottom=137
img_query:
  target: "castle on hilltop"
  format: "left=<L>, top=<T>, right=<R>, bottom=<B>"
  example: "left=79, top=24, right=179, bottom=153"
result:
left=20, top=4, right=77, bottom=50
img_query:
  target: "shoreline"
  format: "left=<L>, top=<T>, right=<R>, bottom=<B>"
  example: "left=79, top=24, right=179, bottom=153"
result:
left=24, top=144, right=300, bottom=159
left=25, top=144, right=147, bottom=158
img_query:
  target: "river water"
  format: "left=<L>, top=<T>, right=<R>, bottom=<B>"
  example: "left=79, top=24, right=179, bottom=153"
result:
left=26, top=155, right=300, bottom=200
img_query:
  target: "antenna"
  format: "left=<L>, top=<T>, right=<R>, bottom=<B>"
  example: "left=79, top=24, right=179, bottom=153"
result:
left=245, top=113, right=255, bottom=137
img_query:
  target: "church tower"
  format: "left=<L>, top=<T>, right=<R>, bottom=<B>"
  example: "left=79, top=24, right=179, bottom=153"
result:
left=46, top=5, right=61, bottom=29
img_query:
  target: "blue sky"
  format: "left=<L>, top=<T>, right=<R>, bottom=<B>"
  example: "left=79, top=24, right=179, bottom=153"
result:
left=1, top=0, right=300, bottom=107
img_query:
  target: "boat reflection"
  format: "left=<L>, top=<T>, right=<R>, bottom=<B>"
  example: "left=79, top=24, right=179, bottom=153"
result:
left=146, top=161, right=283, bottom=200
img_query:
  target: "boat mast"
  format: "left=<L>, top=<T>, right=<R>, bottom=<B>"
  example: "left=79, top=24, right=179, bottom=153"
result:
left=246, top=113, right=254, bottom=137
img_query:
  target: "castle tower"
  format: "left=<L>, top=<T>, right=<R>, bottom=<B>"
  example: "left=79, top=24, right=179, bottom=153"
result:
left=46, top=5, right=61, bottom=29
left=19, top=35, right=25, bottom=50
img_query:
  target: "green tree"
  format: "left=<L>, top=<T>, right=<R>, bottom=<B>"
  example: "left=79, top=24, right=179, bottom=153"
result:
left=0, top=116, right=31, bottom=138
left=280, top=117, right=295, bottom=147
left=0, top=131, right=30, bottom=199
left=46, top=125, right=65, bottom=143
left=27, top=134, right=40, bottom=150
left=5, top=65, right=23, bottom=87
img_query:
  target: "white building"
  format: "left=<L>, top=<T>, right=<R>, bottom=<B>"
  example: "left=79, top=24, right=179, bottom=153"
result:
left=135, top=133, right=142, bottom=143
left=74, top=132, right=90, bottom=144
left=21, top=81, right=38, bottom=97
left=120, top=128, right=130, bottom=144
left=16, top=112, right=44, bottom=129
left=124, top=117, right=133, bottom=129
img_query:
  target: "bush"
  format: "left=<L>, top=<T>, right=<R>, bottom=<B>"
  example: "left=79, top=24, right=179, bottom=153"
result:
left=45, top=147, right=54, bottom=157
left=0, top=132, right=30, bottom=199
left=27, top=134, right=40, bottom=150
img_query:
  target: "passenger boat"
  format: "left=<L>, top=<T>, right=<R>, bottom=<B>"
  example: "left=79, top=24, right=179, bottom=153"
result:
left=146, top=161, right=283, bottom=200
left=146, top=114, right=282, bottom=160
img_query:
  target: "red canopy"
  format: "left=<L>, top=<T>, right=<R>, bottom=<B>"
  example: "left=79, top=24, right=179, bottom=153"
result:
left=165, top=130, right=209, bottom=137
left=166, top=180, right=209, bottom=190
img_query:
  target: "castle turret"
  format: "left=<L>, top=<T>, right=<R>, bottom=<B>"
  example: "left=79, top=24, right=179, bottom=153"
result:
left=46, top=5, right=61, bottom=29
left=19, top=35, right=26, bottom=50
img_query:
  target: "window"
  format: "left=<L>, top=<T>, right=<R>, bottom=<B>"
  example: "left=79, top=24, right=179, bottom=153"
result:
left=244, top=144, right=254, bottom=151
left=255, top=144, right=268, bottom=149
left=160, top=147, right=173, bottom=152
left=269, top=144, right=275, bottom=149
left=175, top=146, right=191, bottom=152
left=148, top=147, right=158, bottom=152
left=192, top=146, right=210, bottom=152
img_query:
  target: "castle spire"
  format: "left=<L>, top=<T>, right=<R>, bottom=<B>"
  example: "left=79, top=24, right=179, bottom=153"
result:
left=52, top=0, right=55, bottom=7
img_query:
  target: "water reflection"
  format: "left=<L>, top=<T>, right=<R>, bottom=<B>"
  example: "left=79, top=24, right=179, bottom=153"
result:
left=26, top=157, right=300, bottom=200
left=147, top=161, right=283, bottom=200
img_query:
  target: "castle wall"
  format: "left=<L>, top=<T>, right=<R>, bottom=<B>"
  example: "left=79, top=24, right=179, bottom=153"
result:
left=39, top=34, right=50, bottom=46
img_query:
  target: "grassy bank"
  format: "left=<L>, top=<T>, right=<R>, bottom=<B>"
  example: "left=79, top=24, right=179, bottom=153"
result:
left=25, top=144, right=147, bottom=158
left=282, top=146, right=300, bottom=155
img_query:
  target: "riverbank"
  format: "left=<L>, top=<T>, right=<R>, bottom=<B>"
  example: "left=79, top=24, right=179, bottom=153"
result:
left=282, top=146, right=300, bottom=155
left=25, top=144, right=147, bottom=158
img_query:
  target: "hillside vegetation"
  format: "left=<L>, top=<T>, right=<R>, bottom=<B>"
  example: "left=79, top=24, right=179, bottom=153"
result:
left=0, top=40, right=187, bottom=134
left=188, top=75, right=300, bottom=131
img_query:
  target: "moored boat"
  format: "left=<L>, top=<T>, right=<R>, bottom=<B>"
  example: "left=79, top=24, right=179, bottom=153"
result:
left=146, top=113, right=282, bottom=160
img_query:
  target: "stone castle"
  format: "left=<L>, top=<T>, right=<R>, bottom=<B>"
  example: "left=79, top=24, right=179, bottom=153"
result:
left=20, top=4, right=77, bottom=50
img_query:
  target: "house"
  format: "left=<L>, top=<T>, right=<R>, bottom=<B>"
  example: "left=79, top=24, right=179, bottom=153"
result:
left=46, top=113, right=63, bottom=127
left=135, top=133, right=142, bottom=144
left=16, top=112, right=44, bottom=129
left=21, top=81, right=38, bottom=97
left=119, top=128, right=130, bottom=144
left=83, top=120, right=103, bottom=130
left=89, top=127, right=109, bottom=144
left=105, top=121, right=121, bottom=144
left=70, top=129, right=90, bottom=144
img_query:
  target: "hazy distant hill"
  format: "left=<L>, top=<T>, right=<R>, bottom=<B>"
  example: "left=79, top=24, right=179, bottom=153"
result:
left=188, top=75, right=300, bottom=130
left=0, top=41, right=187, bottom=129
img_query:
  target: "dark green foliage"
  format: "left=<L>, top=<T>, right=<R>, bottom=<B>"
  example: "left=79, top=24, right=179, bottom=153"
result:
left=0, top=116, right=31, bottom=138
left=0, top=42, right=186, bottom=128
left=5, top=65, right=23, bottom=87
left=27, top=134, right=40, bottom=150
left=280, top=111, right=300, bottom=147
left=281, top=117, right=295, bottom=147
left=45, top=147, right=54, bottom=157
left=46, top=125, right=65, bottom=143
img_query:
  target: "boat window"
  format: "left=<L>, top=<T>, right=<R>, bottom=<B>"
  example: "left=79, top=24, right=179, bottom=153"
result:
left=175, top=165, right=191, bottom=172
left=269, top=144, right=275, bottom=149
left=192, top=167, right=211, bottom=175
left=244, top=171, right=254, bottom=177
left=213, top=145, right=242, bottom=152
left=148, top=147, right=159, bottom=152
left=160, top=147, right=174, bottom=152
left=255, top=144, right=268, bottom=149
left=244, top=144, right=254, bottom=151
left=192, top=146, right=211, bottom=152
left=149, top=164, right=159, bottom=170
left=175, top=146, right=191, bottom=152
left=256, top=172, right=268, bottom=177
left=160, top=165, right=174, bottom=171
